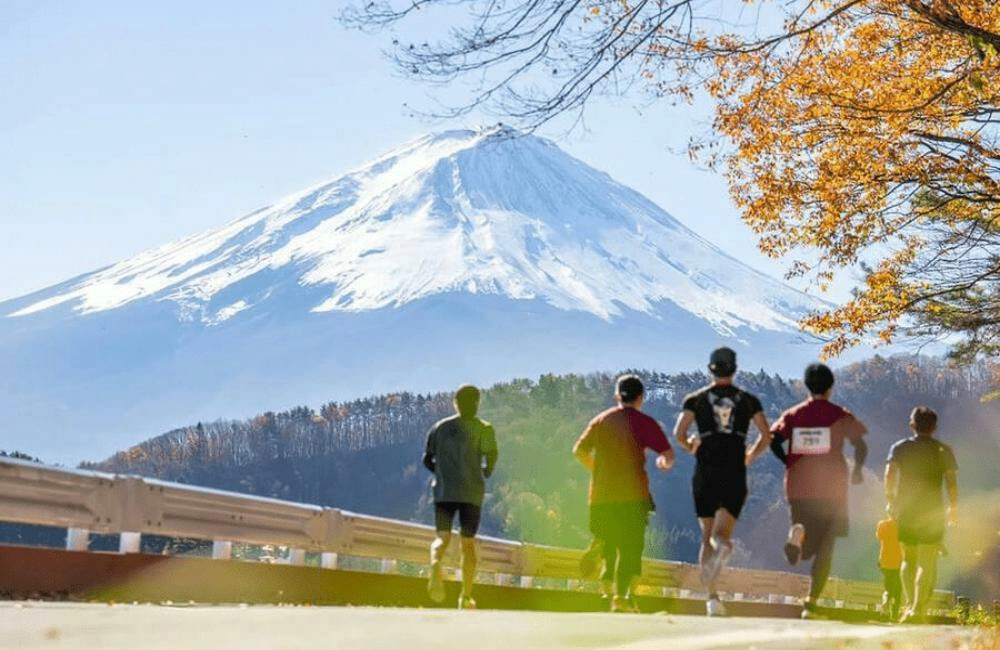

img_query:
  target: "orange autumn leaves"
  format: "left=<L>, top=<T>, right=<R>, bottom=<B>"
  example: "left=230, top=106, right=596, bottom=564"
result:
left=703, top=1, right=999, bottom=357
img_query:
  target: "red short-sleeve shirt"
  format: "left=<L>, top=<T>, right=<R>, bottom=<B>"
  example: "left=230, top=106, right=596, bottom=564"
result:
left=771, top=398, right=867, bottom=501
left=574, top=406, right=671, bottom=505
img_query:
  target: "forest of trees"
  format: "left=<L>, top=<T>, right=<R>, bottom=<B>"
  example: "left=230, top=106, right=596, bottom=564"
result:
left=83, top=355, right=999, bottom=600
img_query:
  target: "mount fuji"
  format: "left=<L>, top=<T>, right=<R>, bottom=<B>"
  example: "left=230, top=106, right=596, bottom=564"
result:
left=1, top=127, right=825, bottom=463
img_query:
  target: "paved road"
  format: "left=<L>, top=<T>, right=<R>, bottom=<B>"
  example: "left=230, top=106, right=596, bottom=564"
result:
left=0, top=602, right=993, bottom=649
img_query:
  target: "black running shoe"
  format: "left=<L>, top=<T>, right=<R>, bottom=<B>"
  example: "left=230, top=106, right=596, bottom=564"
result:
left=783, top=541, right=801, bottom=566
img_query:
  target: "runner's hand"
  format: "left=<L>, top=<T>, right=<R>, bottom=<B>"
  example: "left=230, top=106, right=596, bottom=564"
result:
left=655, top=454, right=672, bottom=472
left=686, top=434, right=700, bottom=454
left=946, top=506, right=958, bottom=527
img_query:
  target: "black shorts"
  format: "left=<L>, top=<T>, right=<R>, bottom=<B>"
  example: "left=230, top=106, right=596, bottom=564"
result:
left=692, top=468, right=747, bottom=519
left=790, top=498, right=847, bottom=560
left=897, top=507, right=945, bottom=545
left=589, top=501, right=650, bottom=582
left=435, top=502, right=482, bottom=538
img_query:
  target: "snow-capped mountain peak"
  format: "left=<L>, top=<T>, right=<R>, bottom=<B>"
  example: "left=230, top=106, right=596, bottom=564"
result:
left=7, top=127, right=816, bottom=335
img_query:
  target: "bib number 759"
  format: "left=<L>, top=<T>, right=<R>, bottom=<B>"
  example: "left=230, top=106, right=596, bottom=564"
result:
left=791, top=427, right=831, bottom=454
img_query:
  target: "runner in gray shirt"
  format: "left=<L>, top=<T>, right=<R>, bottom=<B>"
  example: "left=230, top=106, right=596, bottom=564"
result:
left=423, top=384, right=498, bottom=609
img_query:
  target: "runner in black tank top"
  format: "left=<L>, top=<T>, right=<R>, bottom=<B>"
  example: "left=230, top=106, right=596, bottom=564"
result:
left=673, top=347, right=772, bottom=617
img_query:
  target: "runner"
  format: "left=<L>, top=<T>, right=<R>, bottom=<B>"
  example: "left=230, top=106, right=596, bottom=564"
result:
left=673, top=347, right=772, bottom=617
left=769, top=363, right=868, bottom=619
left=423, top=384, right=499, bottom=609
left=875, top=513, right=903, bottom=621
left=885, top=406, right=958, bottom=622
left=573, top=374, right=674, bottom=613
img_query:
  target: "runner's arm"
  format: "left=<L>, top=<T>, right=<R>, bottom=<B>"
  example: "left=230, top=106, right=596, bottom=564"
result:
left=482, top=426, right=499, bottom=478
left=573, top=421, right=597, bottom=472
left=945, top=469, right=958, bottom=526
left=744, top=411, right=773, bottom=466
left=884, top=461, right=899, bottom=513
left=849, top=436, right=867, bottom=484
left=655, top=447, right=675, bottom=471
left=422, top=425, right=437, bottom=473
left=672, top=410, right=698, bottom=454
left=769, top=415, right=789, bottom=465
left=769, top=435, right=788, bottom=465
left=573, top=441, right=594, bottom=472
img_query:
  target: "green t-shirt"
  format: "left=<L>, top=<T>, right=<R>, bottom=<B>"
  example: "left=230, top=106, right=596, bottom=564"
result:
left=423, top=415, right=498, bottom=505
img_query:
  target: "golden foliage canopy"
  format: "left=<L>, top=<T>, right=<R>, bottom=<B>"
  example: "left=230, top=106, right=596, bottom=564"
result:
left=348, top=0, right=999, bottom=360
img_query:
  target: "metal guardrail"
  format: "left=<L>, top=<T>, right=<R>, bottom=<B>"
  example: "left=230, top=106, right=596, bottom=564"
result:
left=0, top=457, right=954, bottom=610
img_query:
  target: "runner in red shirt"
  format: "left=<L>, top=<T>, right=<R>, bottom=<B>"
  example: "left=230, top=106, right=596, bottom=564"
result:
left=770, top=363, right=868, bottom=619
left=573, top=374, right=674, bottom=613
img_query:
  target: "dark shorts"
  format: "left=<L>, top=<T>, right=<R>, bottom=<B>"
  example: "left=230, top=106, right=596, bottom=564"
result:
left=692, top=468, right=747, bottom=519
left=881, top=568, right=901, bottom=599
left=790, top=498, right=847, bottom=560
left=589, top=500, right=650, bottom=583
left=435, top=502, right=482, bottom=538
left=897, top=507, right=945, bottom=546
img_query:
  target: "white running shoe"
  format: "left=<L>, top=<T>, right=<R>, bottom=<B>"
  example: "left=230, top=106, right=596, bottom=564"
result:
left=784, top=524, right=805, bottom=566
left=706, top=597, right=727, bottom=617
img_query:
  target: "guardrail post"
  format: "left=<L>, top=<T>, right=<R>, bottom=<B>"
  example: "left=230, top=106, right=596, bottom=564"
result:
left=321, top=552, right=339, bottom=570
left=287, top=549, right=306, bottom=566
left=119, top=532, right=141, bottom=554
left=212, top=540, right=232, bottom=560
left=66, top=528, right=89, bottom=551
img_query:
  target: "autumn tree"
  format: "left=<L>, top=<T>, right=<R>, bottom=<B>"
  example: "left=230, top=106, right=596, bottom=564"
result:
left=345, top=1, right=999, bottom=363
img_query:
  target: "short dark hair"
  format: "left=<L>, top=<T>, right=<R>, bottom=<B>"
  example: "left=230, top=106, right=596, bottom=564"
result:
left=910, top=406, right=938, bottom=436
left=804, top=363, right=834, bottom=395
left=616, top=374, right=644, bottom=403
left=455, top=384, right=481, bottom=417
left=709, top=347, right=737, bottom=377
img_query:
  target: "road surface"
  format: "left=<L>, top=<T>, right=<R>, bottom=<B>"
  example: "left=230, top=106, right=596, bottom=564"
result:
left=0, top=602, right=993, bottom=649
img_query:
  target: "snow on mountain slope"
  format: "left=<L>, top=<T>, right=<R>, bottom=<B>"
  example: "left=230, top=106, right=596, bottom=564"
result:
left=6, top=127, right=818, bottom=335
left=0, top=126, right=832, bottom=463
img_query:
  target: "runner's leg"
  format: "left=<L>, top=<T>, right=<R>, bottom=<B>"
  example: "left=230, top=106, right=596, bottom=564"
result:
left=914, top=544, right=939, bottom=617
left=807, top=533, right=835, bottom=603
left=459, top=536, right=477, bottom=602
left=428, top=503, right=457, bottom=603
left=617, top=508, right=645, bottom=598
left=698, top=517, right=715, bottom=586
left=457, top=504, right=482, bottom=607
left=429, top=531, right=451, bottom=603
left=706, top=508, right=736, bottom=589
left=900, top=543, right=918, bottom=616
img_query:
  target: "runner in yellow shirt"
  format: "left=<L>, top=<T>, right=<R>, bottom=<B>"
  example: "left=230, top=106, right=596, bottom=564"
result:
left=876, top=516, right=902, bottom=621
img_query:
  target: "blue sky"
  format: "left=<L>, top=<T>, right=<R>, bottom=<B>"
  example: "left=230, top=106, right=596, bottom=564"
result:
left=0, top=0, right=853, bottom=302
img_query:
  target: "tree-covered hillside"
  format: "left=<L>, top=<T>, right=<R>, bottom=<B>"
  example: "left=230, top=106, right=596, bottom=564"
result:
left=86, top=356, right=999, bottom=600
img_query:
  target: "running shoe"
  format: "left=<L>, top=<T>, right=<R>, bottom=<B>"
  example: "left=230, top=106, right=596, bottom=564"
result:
left=458, top=595, right=477, bottom=610
left=611, top=595, right=639, bottom=614
left=706, top=596, right=727, bottom=617
left=427, top=562, right=446, bottom=603
left=800, top=600, right=825, bottom=620
left=784, top=523, right=804, bottom=566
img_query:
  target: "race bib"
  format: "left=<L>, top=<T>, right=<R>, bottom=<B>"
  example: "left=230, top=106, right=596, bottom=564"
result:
left=792, top=427, right=831, bottom=454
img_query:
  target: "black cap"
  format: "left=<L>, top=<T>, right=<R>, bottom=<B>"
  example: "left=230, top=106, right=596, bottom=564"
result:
left=804, top=363, right=834, bottom=395
left=615, top=374, right=644, bottom=403
left=709, top=347, right=737, bottom=377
